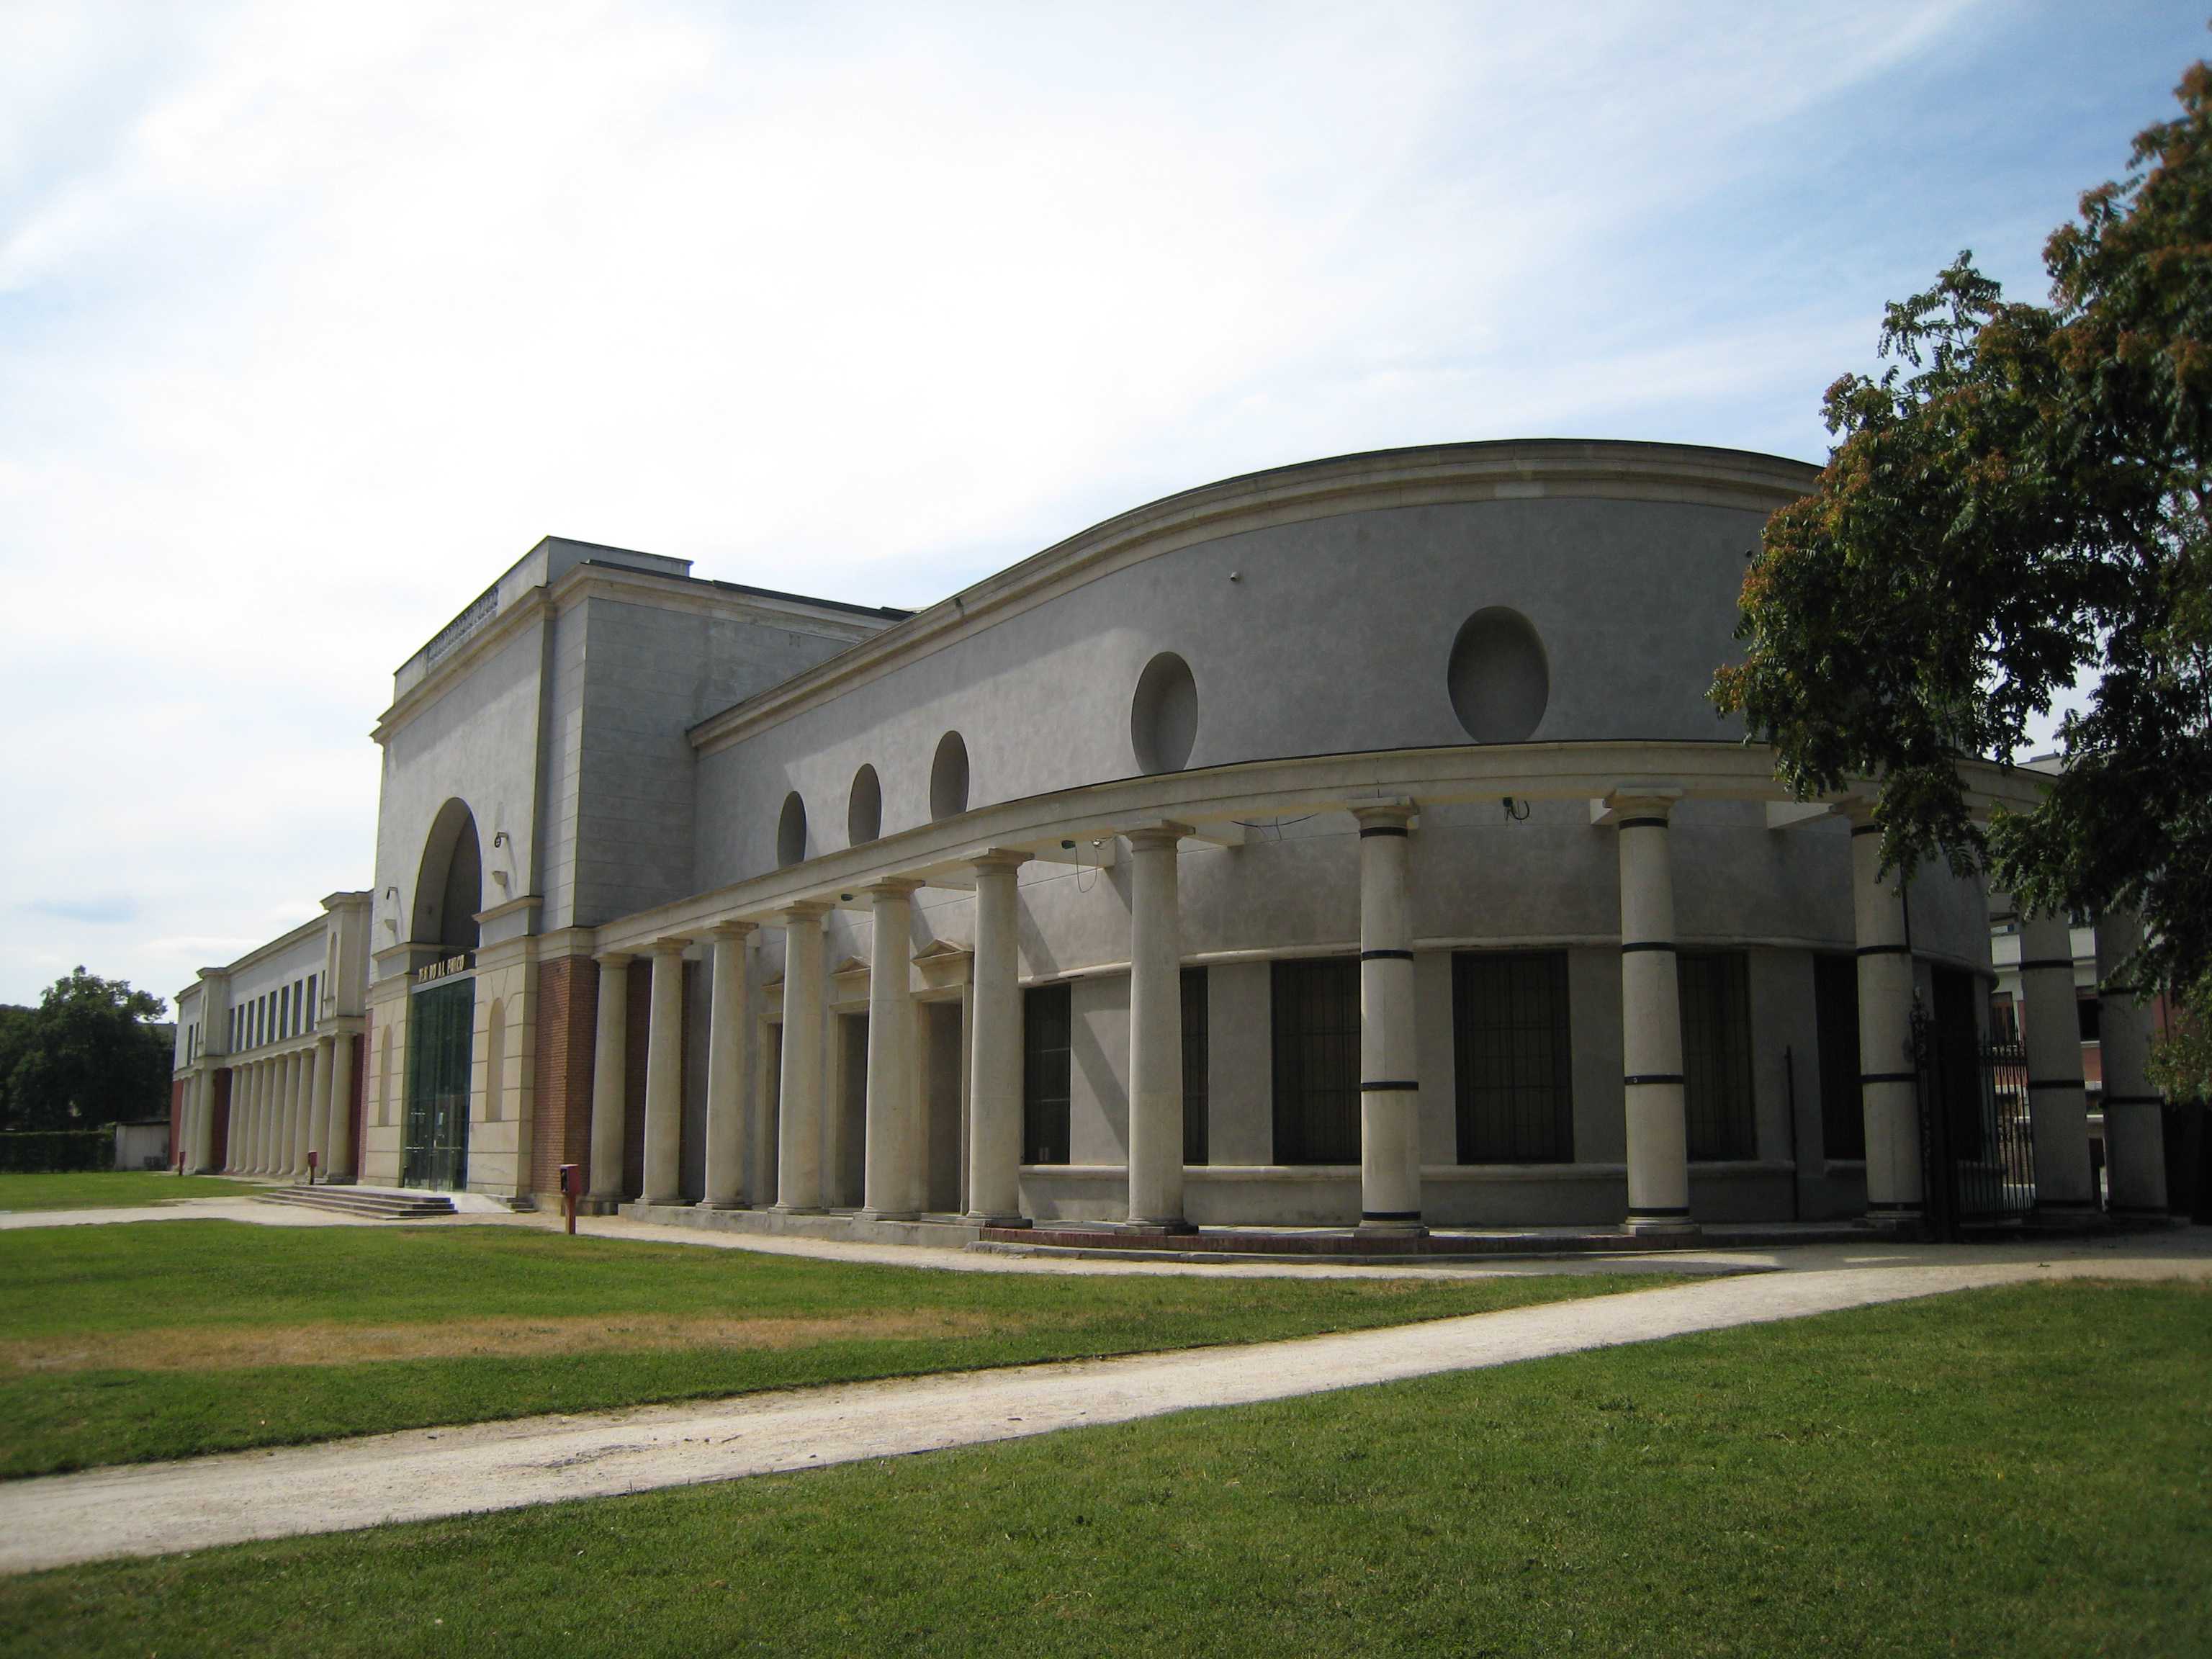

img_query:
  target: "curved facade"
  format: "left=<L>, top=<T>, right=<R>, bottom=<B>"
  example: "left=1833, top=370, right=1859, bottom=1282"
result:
left=173, top=443, right=2116, bottom=1239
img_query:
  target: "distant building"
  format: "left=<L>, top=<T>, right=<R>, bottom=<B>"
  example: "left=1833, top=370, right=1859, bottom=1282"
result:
left=170, top=442, right=2173, bottom=1237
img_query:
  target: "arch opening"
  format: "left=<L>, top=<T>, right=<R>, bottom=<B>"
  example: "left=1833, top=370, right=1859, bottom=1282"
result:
left=1447, top=607, right=1550, bottom=744
left=1130, top=651, right=1198, bottom=773
left=412, top=799, right=483, bottom=952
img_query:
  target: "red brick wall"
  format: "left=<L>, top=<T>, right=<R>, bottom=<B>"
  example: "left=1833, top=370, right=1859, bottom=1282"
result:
left=530, top=955, right=600, bottom=1198
left=353, top=1010, right=371, bottom=1177
left=623, top=965, right=651, bottom=1196
left=211, top=1069, right=232, bottom=1168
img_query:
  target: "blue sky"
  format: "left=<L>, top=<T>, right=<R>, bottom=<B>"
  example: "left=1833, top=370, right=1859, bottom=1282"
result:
left=0, top=1, right=2203, bottom=1009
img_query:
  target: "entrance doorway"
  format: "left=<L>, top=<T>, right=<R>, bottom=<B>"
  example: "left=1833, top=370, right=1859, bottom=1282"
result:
left=405, top=979, right=474, bottom=1190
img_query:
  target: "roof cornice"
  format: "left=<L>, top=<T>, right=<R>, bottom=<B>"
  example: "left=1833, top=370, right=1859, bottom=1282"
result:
left=689, top=439, right=1822, bottom=757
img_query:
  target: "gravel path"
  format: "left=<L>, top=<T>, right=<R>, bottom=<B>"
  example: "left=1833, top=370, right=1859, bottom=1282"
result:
left=1, top=1233, right=2203, bottom=1575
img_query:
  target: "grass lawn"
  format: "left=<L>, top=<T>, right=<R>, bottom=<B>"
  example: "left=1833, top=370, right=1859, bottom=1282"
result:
left=1, top=1279, right=2203, bottom=1658
left=0, top=1220, right=1682, bottom=1478
left=0, top=1172, right=260, bottom=1211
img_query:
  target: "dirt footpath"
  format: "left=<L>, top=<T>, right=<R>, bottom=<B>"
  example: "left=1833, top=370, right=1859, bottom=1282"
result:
left=1, top=1233, right=2203, bottom=1575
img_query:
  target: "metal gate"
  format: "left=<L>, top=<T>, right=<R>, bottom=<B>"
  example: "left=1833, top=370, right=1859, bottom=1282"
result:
left=1916, top=1007, right=2036, bottom=1238
left=403, top=979, right=474, bottom=1190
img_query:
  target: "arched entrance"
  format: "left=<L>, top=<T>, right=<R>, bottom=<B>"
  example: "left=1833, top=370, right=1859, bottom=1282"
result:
left=404, top=799, right=480, bottom=1190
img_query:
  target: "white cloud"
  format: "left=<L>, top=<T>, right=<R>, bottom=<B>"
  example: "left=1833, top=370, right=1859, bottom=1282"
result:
left=0, top=0, right=2197, bottom=1000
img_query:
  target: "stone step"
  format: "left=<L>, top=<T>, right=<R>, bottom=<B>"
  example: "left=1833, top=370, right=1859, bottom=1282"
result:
left=256, top=1185, right=457, bottom=1220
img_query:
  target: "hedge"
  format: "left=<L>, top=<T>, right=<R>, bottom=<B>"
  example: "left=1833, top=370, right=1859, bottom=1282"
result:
left=0, top=1130, right=114, bottom=1173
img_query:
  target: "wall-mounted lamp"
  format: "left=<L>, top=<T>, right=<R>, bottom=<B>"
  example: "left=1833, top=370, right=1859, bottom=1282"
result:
left=1501, top=796, right=1531, bottom=822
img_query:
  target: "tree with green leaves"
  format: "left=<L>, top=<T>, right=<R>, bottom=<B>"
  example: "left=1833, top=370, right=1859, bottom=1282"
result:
left=1714, top=58, right=2212, bottom=1099
left=1, top=968, right=171, bottom=1132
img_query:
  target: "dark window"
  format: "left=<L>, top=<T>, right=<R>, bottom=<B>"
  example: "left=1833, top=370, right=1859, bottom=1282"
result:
left=1271, top=957, right=1359, bottom=1164
left=1678, top=950, right=1755, bottom=1161
left=1814, top=953, right=1864, bottom=1161
left=1989, top=992, right=2019, bottom=1044
left=1452, top=950, right=1573, bottom=1162
left=2076, top=994, right=2100, bottom=1044
left=305, top=974, right=318, bottom=1031
left=1022, top=984, right=1071, bottom=1165
left=1182, top=966, right=1208, bottom=1166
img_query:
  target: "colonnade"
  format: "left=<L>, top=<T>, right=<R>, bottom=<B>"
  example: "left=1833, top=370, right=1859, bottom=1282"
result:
left=191, top=1031, right=357, bottom=1182
left=579, top=786, right=2164, bottom=1233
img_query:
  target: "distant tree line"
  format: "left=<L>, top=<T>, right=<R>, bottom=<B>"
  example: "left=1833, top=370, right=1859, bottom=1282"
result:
left=0, top=968, right=173, bottom=1133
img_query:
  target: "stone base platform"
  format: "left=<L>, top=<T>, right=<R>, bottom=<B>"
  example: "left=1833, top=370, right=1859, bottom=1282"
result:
left=621, top=1201, right=985, bottom=1249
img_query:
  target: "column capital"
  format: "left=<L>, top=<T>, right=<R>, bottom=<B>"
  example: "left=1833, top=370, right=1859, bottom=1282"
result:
left=705, top=919, right=757, bottom=943
left=1599, top=787, right=1682, bottom=826
left=966, top=848, right=1033, bottom=875
left=593, top=949, right=634, bottom=968
left=645, top=935, right=694, bottom=958
left=1122, top=821, right=1192, bottom=853
left=1837, top=796, right=1882, bottom=831
left=863, top=877, right=926, bottom=902
left=775, top=900, right=832, bottom=926
left=1349, top=799, right=1416, bottom=835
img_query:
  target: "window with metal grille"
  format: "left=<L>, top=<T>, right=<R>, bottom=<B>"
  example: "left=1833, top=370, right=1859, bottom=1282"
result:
left=1271, top=957, right=1359, bottom=1164
left=1452, top=950, right=1573, bottom=1162
left=1182, top=966, right=1209, bottom=1166
left=1022, top=983, right=1071, bottom=1165
left=1678, top=950, right=1755, bottom=1160
left=1814, top=953, right=1864, bottom=1160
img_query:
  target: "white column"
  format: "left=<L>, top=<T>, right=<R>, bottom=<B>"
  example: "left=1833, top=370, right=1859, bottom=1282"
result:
left=254, top=1062, right=274, bottom=1174
left=191, top=1070, right=217, bottom=1172
left=702, top=922, right=754, bottom=1210
left=1125, top=826, right=1190, bottom=1231
left=966, top=852, right=1031, bottom=1226
left=2094, top=911, right=2168, bottom=1216
left=587, top=953, right=633, bottom=1204
left=640, top=940, right=691, bottom=1207
left=775, top=904, right=830, bottom=1211
left=1617, top=799, right=1693, bottom=1233
left=327, top=1033, right=357, bottom=1182
left=307, top=1038, right=334, bottom=1178
left=2020, top=909, right=2095, bottom=1213
left=238, top=1064, right=258, bottom=1173
left=289, top=1051, right=312, bottom=1177
left=862, top=881, right=924, bottom=1220
left=1354, top=803, right=1423, bottom=1233
left=1850, top=814, right=1923, bottom=1219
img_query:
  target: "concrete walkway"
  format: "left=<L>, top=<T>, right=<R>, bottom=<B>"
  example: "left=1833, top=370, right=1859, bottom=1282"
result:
left=1, top=1233, right=2203, bottom=1575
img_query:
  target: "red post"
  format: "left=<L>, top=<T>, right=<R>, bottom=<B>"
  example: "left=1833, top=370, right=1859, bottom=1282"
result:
left=559, top=1163, right=580, bottom=1235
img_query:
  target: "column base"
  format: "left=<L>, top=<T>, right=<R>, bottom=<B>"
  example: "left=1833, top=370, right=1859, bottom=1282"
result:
left=771, top=1202, right=827, bottom=1216
left=699, top=1198, right=747, bottom=1211
left=967, top=1213, right=1032, bottom=1229
left=1622, top=1210, right=1699, bottom=1237
left=1357, top=1215, right=1426, bottom=1237
left=577, top=1196, right=625, bottom=1216
left=858, top=1208, right=920, bottom=1223
left=1119, top=1218, right=1198, bottom=1236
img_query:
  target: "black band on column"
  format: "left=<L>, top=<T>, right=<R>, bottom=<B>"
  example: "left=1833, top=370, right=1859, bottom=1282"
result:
left=1361, top=1210, right=1422, bottom=1221
left=1617, top=816, right=1669, bottom=830
left=2026, top=1079, right=2086, bottom=1092
left=1850, top=823, right=1883, bottom=838
left=2103, top=1094, right=2165, bottom=1107
left=1627, top=1205, right=1691, bottom=1218
left=2018, top=958, right=2076, bottom=973
left=1620, top=940, right=1676, bottom=954
left=1360, top=1079, right=1419, bottom=1092
left=1359, top=948, right=1414, bottom=961
left=1856, top=943, right=1910, bottom=957
left=1860, top=1070, right=1917, bottom=1086
left=1358, top=825, right=1410, bottom=839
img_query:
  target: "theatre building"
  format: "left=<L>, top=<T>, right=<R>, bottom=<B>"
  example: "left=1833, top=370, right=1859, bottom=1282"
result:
left=170, top=440, right=2175, bottom=1238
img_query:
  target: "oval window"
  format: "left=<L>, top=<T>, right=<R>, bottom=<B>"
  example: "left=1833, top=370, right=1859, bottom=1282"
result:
left=930, top=731, right=970, bottom=820
left=848, top=764, right=882, bottom=845
left=776, top=791, right=808, bottom=868
left=1130, top=652, right=1198, bottom=774
left=1447, top=608, right=1550, bottom=743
